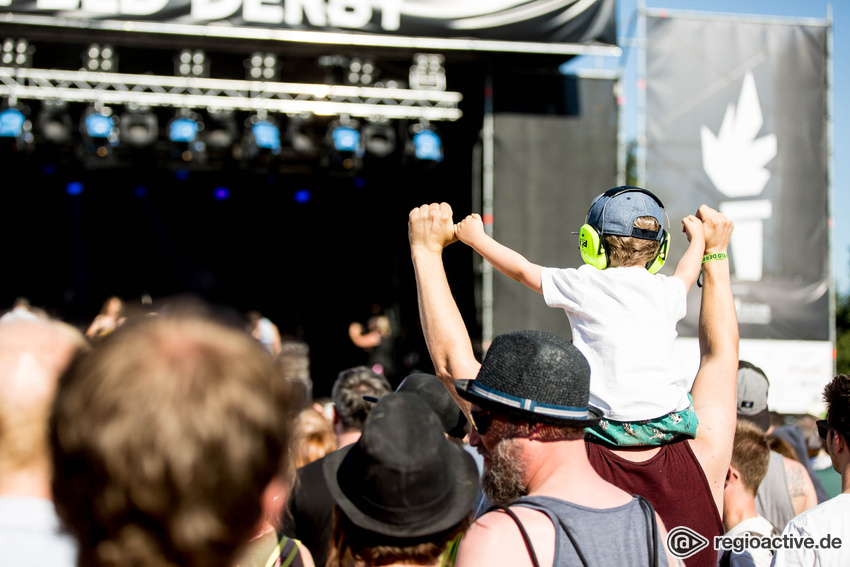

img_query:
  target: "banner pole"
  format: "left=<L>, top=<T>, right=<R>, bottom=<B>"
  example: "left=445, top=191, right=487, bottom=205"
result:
left=637, top=0, right=647, bottom=188
left=481, top=74, right=495, bottom=350
left=827, top=2, right=836, bottom=374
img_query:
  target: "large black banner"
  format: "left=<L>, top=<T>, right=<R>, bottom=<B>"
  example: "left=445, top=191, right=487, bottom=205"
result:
left=645, top=11, right=831, bottom=413
left=2, top=0, right=616, bottom=44
left=645, top=12, right=830, bottom=342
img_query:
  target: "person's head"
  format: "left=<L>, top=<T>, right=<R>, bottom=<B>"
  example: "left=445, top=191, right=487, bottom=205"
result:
left=582, top=186, right=666, bottom=270
left=50, top=315, right=295, bottom=567
left=331, top=366, right=392, bottom=436
left=324, top=393, right=478, bottom=567
left=394, top=373, right=469, bottom=442
left=290, top=408, right=337, bottom=470
left=0, top=318, right=87, bottom=491
left=821, top=374, right=850, bottom=474
left=729, top=420, right=771, bottom=497
left=454, top=330, right=599, bottom=504
left=736, top=360, right=771, bottom=432
left=100, top=296, right=123, bottom=317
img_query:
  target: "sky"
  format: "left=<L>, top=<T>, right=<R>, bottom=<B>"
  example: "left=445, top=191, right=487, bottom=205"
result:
left=566, top=0, right=848, bottom=296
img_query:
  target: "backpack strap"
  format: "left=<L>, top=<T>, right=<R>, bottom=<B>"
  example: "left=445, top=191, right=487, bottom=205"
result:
left=485, top=504, right=541, bottom=567
left=636, top=495, right=659, bottom=567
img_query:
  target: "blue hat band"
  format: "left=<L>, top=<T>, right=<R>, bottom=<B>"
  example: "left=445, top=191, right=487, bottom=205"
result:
left=466, top=381, right=591, bottom=420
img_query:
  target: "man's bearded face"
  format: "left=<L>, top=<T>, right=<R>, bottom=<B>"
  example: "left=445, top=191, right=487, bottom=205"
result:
left=480, top=436, right=527, bottom=505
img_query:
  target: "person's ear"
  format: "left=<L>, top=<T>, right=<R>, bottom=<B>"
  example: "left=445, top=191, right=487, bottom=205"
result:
left=724, top=467, right=733, bottom=488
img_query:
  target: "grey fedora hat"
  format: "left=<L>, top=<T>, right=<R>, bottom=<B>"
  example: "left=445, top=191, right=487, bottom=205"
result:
left=324, top=393, right=478, bottom=539
left=455, top=330, right=601, bottom=427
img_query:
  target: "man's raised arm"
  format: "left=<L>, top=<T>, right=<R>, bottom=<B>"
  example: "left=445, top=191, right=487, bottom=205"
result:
left=408, top=203, right=482, bottom=420
left=689, top=205, right=738, bottom=514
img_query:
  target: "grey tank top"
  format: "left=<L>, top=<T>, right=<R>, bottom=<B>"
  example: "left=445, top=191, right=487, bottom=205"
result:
left=755, top=451, right=794, bottom=531
left=512, top=495, right=668, bottom=567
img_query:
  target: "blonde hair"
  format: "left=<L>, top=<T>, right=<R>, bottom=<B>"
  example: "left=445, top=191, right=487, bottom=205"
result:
left=604, top=216, right=661, bottom=268
left=732, top=420, right=771, bottom=495
left=290, top=408, right=337, bottom=470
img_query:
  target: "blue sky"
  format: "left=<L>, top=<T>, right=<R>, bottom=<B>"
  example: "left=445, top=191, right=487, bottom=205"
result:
left=567, top=0, right=848, bottom=295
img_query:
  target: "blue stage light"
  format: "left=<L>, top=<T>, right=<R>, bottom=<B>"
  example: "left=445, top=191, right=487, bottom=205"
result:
left=252, top=121, right=281, bottom=151
left=169, top=117, right=199, bottom=143
left=413, top=129, right=443, bottom=162
left=213, top=187, right=230, bottom=200
left=66, top=182, right=84, bottom=195
left=0, top=108, right=26, bottom=138
left=332, top=125, right=360, bottom=152
left=84, top=113, right=114, bottom=139
left=293, top=189, right=311, bottom=203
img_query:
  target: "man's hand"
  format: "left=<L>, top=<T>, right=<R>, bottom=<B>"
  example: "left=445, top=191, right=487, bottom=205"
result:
left=409, top=203, right=457, bottom=255
left=454, top=214, right=486, bottom=246
left=696, top=205, right=733, bottom=254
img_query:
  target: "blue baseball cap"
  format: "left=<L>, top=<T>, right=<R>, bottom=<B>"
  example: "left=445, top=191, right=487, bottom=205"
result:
left=586, top=186, right=665, bottom=241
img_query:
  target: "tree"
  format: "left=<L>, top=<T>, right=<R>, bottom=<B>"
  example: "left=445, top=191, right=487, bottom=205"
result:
left=837, top=290, right=850, bottom=375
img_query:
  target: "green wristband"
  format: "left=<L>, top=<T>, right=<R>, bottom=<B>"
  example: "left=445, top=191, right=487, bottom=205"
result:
left=702, top=252, right=728, bottom=264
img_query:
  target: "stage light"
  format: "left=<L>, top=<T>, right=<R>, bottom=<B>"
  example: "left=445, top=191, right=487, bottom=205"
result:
left=347, top=58, right=377, bottom=86
left=120, top=106, right=158, bottom=148
left=407, top=121, right=443, bottom=163
left=167, top=110, right=205, bottom=163
left=2, top=38, right=34, bottom=68
left=175, top=49, right=208, bottom=78
left=80, top=105, right=118, bottom=157
left=253, top=120, right=281, bottom=152
left=362, top=118, right=396, bottom=158
left=294, top=189, right=311, bottom=203
left=324, top=117, right=363, bottom=171
left=243, top=113, right=281, bottom=162
left=84, top=43, right=117, bottom=72
left=330, top=123, right=361, bottom=153
left=409, top=53, right=446, bottom=91
left=0, top=107, right=27, bottom=138
left=213, top=187, right=230, bottom=200
left=66, top=182, right=84, bottom=195
left=203, top=108, right=238, bottom=152
left=38, top=100, right=72, bottom=144
left=246, top=52, right=280, bottom=81
left=285, top=113, right=317, bottom=157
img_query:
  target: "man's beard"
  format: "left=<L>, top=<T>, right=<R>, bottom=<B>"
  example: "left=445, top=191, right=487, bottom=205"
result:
left=480, top=437, right=528, bottom=506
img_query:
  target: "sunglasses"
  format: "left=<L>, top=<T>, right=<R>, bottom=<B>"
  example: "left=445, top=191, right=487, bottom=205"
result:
left=471, top=410, right=497, bottom=435
left=816, top=419, right=839, bottom=440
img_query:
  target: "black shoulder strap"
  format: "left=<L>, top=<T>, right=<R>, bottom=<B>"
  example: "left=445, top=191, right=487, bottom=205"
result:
left=485, top=504, right=540, bottom=567
left=636, top=495, right=659, bottom=567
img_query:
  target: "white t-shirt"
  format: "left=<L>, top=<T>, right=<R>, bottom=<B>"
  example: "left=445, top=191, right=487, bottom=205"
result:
left=724, top=515, right=777, bottom=567
left=541, top=265, right=689, bottom=421
left=771, top=493, right=850, bottom=567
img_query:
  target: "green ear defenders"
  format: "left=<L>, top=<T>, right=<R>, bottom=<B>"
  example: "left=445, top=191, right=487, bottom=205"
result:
left=578, top=187, right=669, bottom=274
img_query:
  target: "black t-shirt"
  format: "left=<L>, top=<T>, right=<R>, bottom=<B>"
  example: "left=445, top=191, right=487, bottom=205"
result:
left=280, top=451, right=339, bottom=567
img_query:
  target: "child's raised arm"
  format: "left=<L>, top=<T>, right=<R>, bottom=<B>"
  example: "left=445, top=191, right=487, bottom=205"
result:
left=454, top=213, right=543, bottom=294
left=673, top=215, right=706, bottom=292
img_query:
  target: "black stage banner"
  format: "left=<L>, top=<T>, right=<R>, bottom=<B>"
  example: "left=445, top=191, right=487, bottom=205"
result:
left=1, top=0, right=616, bottom=44
left=645, top=11, right=830, bottom=342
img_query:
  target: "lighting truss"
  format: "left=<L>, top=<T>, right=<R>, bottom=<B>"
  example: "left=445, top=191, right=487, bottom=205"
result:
left=0, top=67, right=463, bottom=121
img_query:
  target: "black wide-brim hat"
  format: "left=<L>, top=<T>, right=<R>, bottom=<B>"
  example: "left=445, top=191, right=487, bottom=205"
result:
left=324, top=393, right=479, bottom=539
left=456, top=330, right=601, bottom=427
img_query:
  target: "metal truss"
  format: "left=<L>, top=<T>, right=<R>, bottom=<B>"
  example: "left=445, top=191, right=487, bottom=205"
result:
left=0, top=67, right=463, bottom=121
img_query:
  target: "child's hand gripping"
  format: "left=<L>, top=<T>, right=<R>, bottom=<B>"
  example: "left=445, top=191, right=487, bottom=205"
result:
left=674, top=215, right=706, bottom=292
left=454, top=214, right=486, bottom=246
left=681, top=215, right=705, bottom=247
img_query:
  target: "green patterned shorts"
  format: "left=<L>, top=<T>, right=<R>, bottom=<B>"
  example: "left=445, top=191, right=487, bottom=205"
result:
left=585, top=395, right=698, bottom=447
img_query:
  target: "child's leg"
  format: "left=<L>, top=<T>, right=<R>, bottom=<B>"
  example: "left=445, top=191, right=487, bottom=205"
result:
left=585, top=395, right=698, bottom=447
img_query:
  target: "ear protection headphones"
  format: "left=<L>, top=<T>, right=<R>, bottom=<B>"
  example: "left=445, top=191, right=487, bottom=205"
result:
left=578, top=186, right=669, bottom=274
